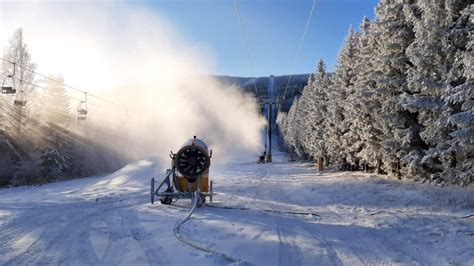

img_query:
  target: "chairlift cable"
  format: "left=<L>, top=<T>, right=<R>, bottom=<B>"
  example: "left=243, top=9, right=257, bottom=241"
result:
left=22, top=80, right=100, bottom=108
left=234, top=0, right=261, bottom=102
left=0, top=57, right=123, bottom=110
left=22, top=80, right=122, bottom=124
left=278, top=0, right=317, bottom=111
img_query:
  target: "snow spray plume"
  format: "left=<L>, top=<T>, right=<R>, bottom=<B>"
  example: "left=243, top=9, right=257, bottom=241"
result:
left=0, top=2, right=266, bottom=164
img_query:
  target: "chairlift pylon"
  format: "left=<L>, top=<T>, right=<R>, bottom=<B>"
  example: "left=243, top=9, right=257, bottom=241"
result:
left=2, top=62, right=16, bottom=94
left=77, top=92, right=88, bottom=121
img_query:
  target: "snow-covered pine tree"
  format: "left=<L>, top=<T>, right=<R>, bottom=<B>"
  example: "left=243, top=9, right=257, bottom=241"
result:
left=41, top=75, right=71, bottom=127
left=276, top=111, right=289, bottom=151
left=295, top=83, right=312, bottom=160
left=425, top=2, right=473, bottom=185
left=324, top=26, right=359, bottom=168
left=351, top=17, right=384, bottom=172
left=295, top=97, right=310, bottom=159
left=297, top=63, right=325, bottom=159
left=304, top=60, right=332, bottom=163
left=38, top=75, right=73, bottom=180
left=276, top=0, right=472, bottom=185
left=370, top=0, right=416, bottom=176
left=401, top=1, right=450, bottom=179
left=1, top=28, right=37, bottom=139
left=285, top=97, right=306, bottom=157
left=282, top=97, right=296, bottom=153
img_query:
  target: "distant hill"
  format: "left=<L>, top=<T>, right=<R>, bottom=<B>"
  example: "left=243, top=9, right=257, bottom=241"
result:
left=211, top=74, right=310, bottom=112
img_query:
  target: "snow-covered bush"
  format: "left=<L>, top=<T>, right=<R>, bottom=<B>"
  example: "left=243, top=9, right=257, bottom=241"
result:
left=12, top=158, right=42, bottom=185
left=40, top=148, right=71, bottom=179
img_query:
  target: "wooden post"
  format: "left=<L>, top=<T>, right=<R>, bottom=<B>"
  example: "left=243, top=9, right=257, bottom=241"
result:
left=377, top=159, right=383, bottom=174
left=317, top=157, right=323, bottom=172
left=396, top=160, right=401, bottom=179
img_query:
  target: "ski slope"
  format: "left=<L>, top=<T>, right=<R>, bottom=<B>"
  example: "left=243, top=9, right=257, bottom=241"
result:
left=0, top=149, right=473, bottom=265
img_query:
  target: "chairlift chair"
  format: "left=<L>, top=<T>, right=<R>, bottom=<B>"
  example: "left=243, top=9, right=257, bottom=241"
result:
left=13, top=88, right=27, bottom=106
left=13, top=100, right=26, bottom=107
left=77, top=102, right=87, bottom=121
left=2, top=63, right=16, bottom=94
left=77, top=92, right=88, bottom=121
left=2, top=86, right=16, bottom=94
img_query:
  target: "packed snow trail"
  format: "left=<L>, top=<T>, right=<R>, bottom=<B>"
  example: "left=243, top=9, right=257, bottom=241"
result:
left=0, top=150, right=473, bottom=265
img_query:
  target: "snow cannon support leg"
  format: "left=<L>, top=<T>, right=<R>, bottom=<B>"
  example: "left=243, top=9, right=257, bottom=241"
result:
left=210, top=180, right=213, bottom=203
left=151, top=178, right=155, bottom=204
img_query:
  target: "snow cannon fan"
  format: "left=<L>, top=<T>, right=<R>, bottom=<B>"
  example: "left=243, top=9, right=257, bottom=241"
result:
left=151, top=136, right=214, bottom=206
left=175, top=137, right=211, bottom=180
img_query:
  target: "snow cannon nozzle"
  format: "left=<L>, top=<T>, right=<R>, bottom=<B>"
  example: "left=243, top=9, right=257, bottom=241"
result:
left=175, top=137, right=211, bottom=180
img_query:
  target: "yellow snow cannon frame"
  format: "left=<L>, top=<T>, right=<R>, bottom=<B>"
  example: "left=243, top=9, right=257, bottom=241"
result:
left=151, top=136, right=214, bottom=206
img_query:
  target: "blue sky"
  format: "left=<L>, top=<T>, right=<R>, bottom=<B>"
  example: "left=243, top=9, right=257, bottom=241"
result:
left=145, top=0, right=379, bottom=77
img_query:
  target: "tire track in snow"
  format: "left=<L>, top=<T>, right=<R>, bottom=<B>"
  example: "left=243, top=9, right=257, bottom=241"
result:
left=271, top=182, right=362, bottom=265
left=0, top=203, right=89, bottom=263
left=98, top=207, right=169, bottom=265
left=100, top=213, right=129, bottom=265
left=0, top=203, right=64, bottom=252
left=0, top=198, right=168, bottom=265
left=275, top=215, right=304, bottom=266
left=53, top=205, right=102, bottom=265
left=297, top=209, right=418, bottom=265
left=270, top=165, right=305, bottom=266
left=257, top=164, right=305, bottom=266
left=3, top=202, right=102, bottom=265
left=124, top=209, right=169, bottom=265
left=267, top=164, right=347, bottom=266
left=268, top=163, right=407, bottom=265
left=264, top=163, right=326, bottom=266
left=298, top=221, right=349, bottom=266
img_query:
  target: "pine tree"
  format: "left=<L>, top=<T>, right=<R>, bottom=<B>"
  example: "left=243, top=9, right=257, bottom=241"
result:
left=295, top=85, right=312, bottom=159
left=330, top=27, right=360, bottom=169
left=285, top=97, right=306, bottom=157
left=1, top=28, right=37, bottom=139
left=304, top=60, right=332, bottom=162
left=352, top=17, right=384, bottom=171
left=425, top=2, right=473, bottom=185
left=41, top=75, right=71, bottom=127
left=39, top=121, right=74, bottom=179
left=276, top=111, right=289, bottom=151
left=274, top=0, right=472, bottom=185
left=297, top=63, right=322, bottom=159
left=398, top=2, right=449, bottom=179
left=371, top=0, right=416, bottom=176
left=38, top=75, right=73, bottom=179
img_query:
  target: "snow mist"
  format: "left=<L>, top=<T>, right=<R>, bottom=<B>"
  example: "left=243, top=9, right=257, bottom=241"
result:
left=0, top=2, right=266, bottom=163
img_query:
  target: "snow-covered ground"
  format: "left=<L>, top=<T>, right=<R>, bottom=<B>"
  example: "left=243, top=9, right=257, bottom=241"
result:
left=0, top=148, right=473, bottom=265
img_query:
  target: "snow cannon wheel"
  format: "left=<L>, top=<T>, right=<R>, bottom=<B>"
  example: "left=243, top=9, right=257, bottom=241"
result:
left=160, top=196, right=172, bottom=205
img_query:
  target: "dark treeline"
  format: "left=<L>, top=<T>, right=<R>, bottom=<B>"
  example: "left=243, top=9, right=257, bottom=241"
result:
left=277, top=1, right=472, bottom=186
left=213, top=74, right=309, bottom=112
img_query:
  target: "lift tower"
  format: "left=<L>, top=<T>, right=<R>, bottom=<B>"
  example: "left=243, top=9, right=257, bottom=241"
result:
left=264, top=75, right=276, bottom=162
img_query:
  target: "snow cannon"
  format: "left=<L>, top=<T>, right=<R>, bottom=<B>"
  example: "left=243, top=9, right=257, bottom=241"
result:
left=151, top=136, right=214, bottom=206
